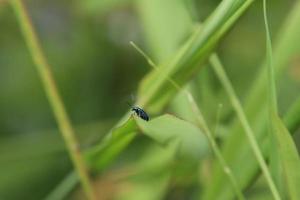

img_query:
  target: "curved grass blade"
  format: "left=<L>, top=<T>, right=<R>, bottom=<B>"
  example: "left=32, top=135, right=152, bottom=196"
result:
left=85, top=117, right=137, bottom=171
left=136, top=0, right=255, bottom=113
left=264, top=1, right=300, bottom=199
left=283, top=95, right=300, bottom=133
left=271, top=115, right=300, bottom=200
left=135, top=114, right=209, bottom=160
left=208, top=54, right=281, bottom=200
left=263, top=0, right=282, bottom=193
left=204, top=1, right=300, bottom=199
left=10, top=1, right=96, bottom=199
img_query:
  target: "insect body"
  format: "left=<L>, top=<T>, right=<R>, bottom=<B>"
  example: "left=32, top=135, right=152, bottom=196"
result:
left=131, top=106, right=149, bottom=121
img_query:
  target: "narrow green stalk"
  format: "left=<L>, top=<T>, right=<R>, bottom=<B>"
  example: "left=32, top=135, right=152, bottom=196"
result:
left=130, top=42, right=245, bottom=200
left=185, top=93, right=245, bottom=200
left=264, top=0, right=283, bottom=193
left=210, top=54, right=281, bottom=200
left=263, top=0, right=277, bottom=113
left=10, top=1, right=96, bottom=199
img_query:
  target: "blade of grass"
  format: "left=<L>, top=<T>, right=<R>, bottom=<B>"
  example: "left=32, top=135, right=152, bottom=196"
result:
left=85, top=117, right=137, bottom=171
left=10, top=1, right=96, bottom=199
left=136, top=0, right=255, bottom=113
left=264, top=1, right=300, bottom=199
left=45, top=172, right=78, bottom=200
left=283, top=95, right=300, bottom=133
left=205, top=1, right=300, bottom=199
left=263, top=0, right=277, bottom=113
left=209, top=54, right=281, bottom=200
left=263, top=0, right=282, bottom=192
left=115, top=140, right=177, bottom=200
left=272, top=115, right=300, bottom=200
left=131, top=42, right=245, bottom=200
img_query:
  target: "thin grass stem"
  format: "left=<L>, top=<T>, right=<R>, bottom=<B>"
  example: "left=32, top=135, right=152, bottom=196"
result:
left=10, top=1, right=96, bottom=199
left=210, top=53, right=281, bottom=200
left=263, top=0, right=277, bottom=114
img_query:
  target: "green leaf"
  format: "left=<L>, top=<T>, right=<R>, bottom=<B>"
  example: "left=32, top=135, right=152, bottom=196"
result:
left=263, top=0, right=281, bottom=194
left=135, top=114, right=209, bottom=160
left=136, top=0, right=255, bottom=113
left=203, top=1, right=300, bottom=199
left=272, top=115, right=300, bottom=200
left=208, top=54, right=280, bottom=200
left=85, top=117, right=137, bottom=171
left=116, top=142, right=178, bottom=200
left=44, top=172, right=78, bottom=200
left=283, top=95, right=300, bottom=133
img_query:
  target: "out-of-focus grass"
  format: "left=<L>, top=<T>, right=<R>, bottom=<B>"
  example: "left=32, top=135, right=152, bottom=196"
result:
left=0, top=0, right=300, bottom=200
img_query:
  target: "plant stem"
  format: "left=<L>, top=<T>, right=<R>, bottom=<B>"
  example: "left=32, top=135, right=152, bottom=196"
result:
left=263, top=0, right=277, bottom=114
left=185, top=93, right=245, bottom=200
left=210, top=53, right=281, bottom=200
left=10, top=1, right=96, bottom=199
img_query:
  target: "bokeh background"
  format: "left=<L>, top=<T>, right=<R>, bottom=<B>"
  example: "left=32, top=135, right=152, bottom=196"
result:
left=0, top=0, right=299, bottom=199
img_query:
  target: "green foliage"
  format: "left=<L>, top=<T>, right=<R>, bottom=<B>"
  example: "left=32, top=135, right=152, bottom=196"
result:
left=272, top=114, right=300, bottom=200
left=203, top=1, right=300, bottom=199
left=264, top=1, right=300, bottom=199
left=1, top=0, right=300, bottom=199
left=136, top=114, right=209, bottom=160
left=86, top=117, right=137, bottom=171
left=137, top=0, right=255, bottom=113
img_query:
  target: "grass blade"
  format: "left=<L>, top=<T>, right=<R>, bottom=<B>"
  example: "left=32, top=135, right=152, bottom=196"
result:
left=209, top=54, right=281, bottom=200
left=205, top=1, right=300, bottom=199
left=272, top=115, right=300, bottom=200
left=263, top=0, right=282, bottom=192
left=136, top=114, right=209, bottom=159
left=264, top=1, right=300, bottom=199
left=85, top=117, right=137, bottom=171
left=136, top=0, right=254, bottom=113
left=283, top=95, right=300, bottom=133
left=10, top=1, right=96, bottom=199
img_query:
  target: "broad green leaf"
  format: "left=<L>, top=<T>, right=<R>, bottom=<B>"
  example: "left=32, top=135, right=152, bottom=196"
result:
left=170, top=87, right=200, bottom=125
left=272, top=114, right=300, bottom=200
left=135, top=114, right=209, bottom=160
left=116, top=142, right=178, bottom=200
left=85, top=117, right=137, bottom=171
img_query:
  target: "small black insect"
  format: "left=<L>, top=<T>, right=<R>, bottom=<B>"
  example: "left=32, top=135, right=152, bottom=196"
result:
left=131, top=106, right=149, bottom=121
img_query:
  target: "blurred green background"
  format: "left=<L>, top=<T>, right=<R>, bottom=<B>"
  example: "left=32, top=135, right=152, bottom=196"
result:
left=0, top=0, right=299, bottom=199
